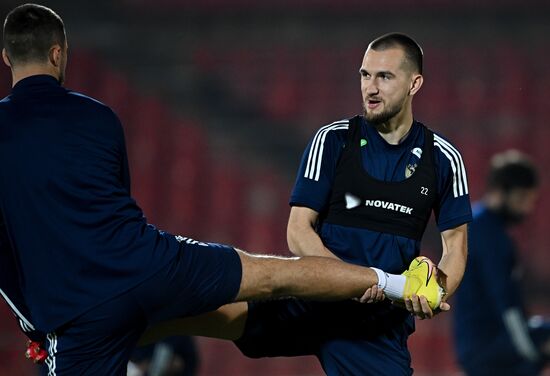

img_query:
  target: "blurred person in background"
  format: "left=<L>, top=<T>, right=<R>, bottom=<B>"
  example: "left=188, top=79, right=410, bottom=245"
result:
left=129, top=336, right=198, bottom=376
left=0, top=4, right=440, bottom=375
left=453, top=150, right=550, bottom=375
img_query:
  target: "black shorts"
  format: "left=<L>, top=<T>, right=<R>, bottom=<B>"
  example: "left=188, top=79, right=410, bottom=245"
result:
left=234, top=298, right=411, bottom=358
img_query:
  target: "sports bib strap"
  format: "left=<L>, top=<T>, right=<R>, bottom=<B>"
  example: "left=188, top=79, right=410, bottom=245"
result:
left=324, top=116, right=437, bottom=240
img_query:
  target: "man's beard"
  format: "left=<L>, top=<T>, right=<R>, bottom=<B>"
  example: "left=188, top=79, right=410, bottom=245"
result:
left=362, top=100, right=403, bottom=125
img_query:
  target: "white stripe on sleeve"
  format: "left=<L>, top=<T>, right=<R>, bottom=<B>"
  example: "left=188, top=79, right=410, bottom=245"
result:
left=434, top=134, right=469, bottom=197
left=304, top=120, right=349, bottom=181
left=0, top=288, right=35, bottom=331
left=503, top=307, right=539, bottom=362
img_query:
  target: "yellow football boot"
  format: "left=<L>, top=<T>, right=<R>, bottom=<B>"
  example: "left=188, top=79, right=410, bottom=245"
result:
left=402, top=256, right=445, bottom=310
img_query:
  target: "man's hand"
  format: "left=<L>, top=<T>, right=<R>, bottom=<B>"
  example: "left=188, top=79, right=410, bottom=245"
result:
left=403, top=295, right=451, bottom=319
left=399, top=256, right=448, bottom=318
left=357, top=285, right=385, bottom=303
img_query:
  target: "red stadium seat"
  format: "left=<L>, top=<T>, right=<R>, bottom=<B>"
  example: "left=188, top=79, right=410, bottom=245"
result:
left=160, top=120, right=211, bottom=235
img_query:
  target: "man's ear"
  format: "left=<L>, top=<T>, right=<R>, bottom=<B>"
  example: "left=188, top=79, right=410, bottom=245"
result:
left=2, top=48, right=12, bottom=68
left=409, top=74, right=423, bottom=96
left=49, top=44, right=62, bottom=67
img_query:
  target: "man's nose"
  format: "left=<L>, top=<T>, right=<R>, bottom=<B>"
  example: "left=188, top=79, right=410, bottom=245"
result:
left=364, top=81, right=379, bottom=95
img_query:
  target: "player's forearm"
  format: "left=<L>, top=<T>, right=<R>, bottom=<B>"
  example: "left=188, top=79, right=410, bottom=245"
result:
left=438, top=251, right=465, bottom=297
left=287, top=224, right=339, bottom=259
left=287, top=207, right=339, bottom=259
left=438, top=224, right=468, bottom=297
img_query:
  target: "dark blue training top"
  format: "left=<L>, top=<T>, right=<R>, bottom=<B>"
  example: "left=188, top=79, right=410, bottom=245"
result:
left=290, top=117, right=472, bottom=273
left=0, top=75, right=181, bottom=333
left=453, top=202, right=527, bottom=364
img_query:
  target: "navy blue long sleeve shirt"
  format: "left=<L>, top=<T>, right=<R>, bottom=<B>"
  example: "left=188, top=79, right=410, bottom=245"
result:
left=0, top=75, right=181, bottom=332
left=453, top=202, right=528, bottom=366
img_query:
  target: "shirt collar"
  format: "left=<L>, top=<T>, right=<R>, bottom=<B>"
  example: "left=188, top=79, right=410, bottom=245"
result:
left=363, top=117, right=420, bottom=149
left=11, top=74, right=61, bottom=95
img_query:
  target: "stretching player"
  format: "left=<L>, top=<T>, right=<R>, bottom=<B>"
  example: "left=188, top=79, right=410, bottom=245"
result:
left=0, top=4, right=443, bottom=375
left=142, top=33, right=471, bottom=376
left=235, top=33, right=469, bottom=375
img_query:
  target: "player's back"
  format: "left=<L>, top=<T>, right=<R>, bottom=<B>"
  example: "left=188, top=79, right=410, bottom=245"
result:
left=0, top=74, right=180, bottom=333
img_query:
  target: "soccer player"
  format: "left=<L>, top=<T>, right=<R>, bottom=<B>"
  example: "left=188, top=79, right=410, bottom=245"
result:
left=144, top=33, right=471, bottom=375
left=0, top=4, right=441, bottom=375
left=228, top=33, right=472, bottom=375
left=453, top=150, right=550, bottom=375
